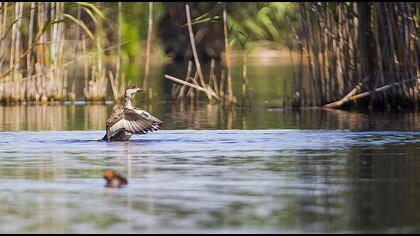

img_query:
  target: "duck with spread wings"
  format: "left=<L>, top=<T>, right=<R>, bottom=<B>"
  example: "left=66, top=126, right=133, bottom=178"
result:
left=102, top=87, right=163, bottom=141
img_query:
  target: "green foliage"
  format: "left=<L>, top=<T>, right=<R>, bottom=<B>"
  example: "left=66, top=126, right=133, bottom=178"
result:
left=119, top=2, right=165, bottom=62
left=181, top=2, right=300, bottom=51
left=228, top=2, right=299, bottom=50
left=120, top=13, right=140, bottom=61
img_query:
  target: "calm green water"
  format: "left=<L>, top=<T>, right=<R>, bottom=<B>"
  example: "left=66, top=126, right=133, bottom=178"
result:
left=0, top=61, right=419, bottom=233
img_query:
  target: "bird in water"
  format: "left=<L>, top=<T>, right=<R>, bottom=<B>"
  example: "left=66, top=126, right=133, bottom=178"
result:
left=103, top=170, right=128, bottom=188
left=102, top=86, right=163, bottom=141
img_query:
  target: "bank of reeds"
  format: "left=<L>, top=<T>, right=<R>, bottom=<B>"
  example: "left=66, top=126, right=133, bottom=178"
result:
left=296, top=2, right=419, bottom=110
left=0, top=2, right=68, bottom=103
left=0, top=2, right=120, bottom=104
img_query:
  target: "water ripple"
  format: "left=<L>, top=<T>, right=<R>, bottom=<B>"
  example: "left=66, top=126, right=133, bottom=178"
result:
left=0, top=130, right=419, bottom=233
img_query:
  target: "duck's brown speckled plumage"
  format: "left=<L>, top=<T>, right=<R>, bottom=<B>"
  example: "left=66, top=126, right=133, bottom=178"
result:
left=102, top=87, right=163, bottom=141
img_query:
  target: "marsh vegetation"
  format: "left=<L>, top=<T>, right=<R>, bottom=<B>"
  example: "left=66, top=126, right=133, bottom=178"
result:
left=0, top=2, right=417, bottom=110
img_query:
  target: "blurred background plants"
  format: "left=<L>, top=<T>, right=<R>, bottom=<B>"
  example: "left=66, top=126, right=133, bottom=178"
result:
left=1, top=2, right=416, bottom=110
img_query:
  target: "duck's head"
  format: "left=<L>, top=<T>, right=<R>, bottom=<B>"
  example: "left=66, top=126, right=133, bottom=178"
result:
left=103, top=170, right=114, bottom=181
left=125, top=86, right=145, bottom=98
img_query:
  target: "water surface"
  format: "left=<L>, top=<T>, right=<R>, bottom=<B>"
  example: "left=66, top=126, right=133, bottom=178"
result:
left=0, top=127, right=419, bottom=233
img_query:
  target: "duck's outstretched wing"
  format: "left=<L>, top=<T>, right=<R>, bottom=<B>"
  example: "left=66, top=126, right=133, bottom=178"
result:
left=105, top=107, right=163, bottom=140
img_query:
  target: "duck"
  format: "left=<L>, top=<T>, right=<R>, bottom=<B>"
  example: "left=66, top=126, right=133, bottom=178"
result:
left=102, top=86, right=163, bottom=141
left=103, top=170, right=128, bottom=188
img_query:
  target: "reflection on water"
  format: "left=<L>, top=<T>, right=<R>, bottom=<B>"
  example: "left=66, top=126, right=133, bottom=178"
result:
left=0, top=130, right=419, bottom=233
left=0, top=103, right=419, bottom=131
left=0, top=104, right=112, bottom=131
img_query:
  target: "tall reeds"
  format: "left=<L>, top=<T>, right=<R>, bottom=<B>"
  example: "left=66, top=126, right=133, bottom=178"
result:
left=108, top=2, right=126, bottom=103
left=0, top=2, right=114, bottom=104
left=83, top=3, right=107, bottom=101
left=143, top=2, right=153, bottom=90
left=142, top=2, right=155, bottom=103
left=222, top=3, right=234, bottom=104
left=297, top=2, right=419, bottom=109
left=0, top=2, right=67, bottom=103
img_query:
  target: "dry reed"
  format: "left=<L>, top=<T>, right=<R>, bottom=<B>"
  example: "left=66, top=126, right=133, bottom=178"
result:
left=297, top=2, right=419, bottom=110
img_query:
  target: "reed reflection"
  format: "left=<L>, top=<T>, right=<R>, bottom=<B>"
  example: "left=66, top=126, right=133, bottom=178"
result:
left=0, top=104, right=419, bottom=131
